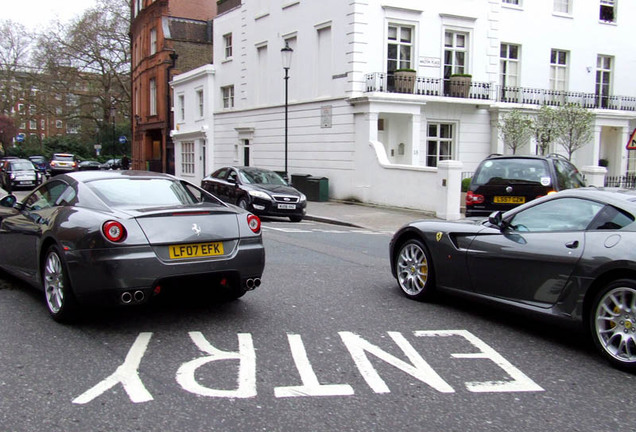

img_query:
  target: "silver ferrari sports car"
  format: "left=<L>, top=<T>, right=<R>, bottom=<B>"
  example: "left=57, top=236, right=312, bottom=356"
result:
left=390, top=188, right=636, bottom=371
left=0, top=171, right=265, bottom=322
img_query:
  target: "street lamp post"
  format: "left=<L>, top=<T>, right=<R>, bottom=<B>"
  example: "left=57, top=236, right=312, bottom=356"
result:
left=110, top=105, right=116, bottom=158
left=281, top=42, right=293, bottom=181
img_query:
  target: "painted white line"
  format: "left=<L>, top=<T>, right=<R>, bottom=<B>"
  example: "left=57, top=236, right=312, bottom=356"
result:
left=275, top=334, right=354, bottom=397
left=73, top=332, right=154, bottom=404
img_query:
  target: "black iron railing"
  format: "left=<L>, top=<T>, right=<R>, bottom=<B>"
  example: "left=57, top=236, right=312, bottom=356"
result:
left=605, top=174, right=636, bottom=188
left=365, top=72, right=636, bottom=111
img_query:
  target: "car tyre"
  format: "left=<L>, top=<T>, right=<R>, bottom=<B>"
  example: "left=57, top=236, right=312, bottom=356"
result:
left=395, top=238, right=435, bottom=301
left=589, top=279, right=636, bottom=371
left=289, top=216, right=303, bottom=222
left=43, top=245, right=79, bottom=323
left=237, top=197, right=249, bottom=210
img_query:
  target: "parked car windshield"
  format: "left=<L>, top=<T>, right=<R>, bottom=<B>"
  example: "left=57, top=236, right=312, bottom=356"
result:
left=240, top=168, right=287, bottom=185
left=86, top=178, right=202, bottom=208
left=473, top=159, right=551, bottom=186
left=11, top=161, right=36, bottom=171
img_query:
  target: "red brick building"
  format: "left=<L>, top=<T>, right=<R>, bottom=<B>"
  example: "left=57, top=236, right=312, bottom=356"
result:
left=130, top=0, right=217, bottom=172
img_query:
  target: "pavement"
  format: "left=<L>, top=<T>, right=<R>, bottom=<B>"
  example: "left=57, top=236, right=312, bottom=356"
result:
left=303, top=200, right=438, bottom=233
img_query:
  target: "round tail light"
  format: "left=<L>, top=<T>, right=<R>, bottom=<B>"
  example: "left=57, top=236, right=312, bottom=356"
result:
left=247, top=214, right=261, bottom=233
left=102, top=220, right=127, bottom=242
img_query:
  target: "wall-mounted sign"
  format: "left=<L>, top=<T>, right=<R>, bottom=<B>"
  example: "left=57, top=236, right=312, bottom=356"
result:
left=419, top=57, right=441, bottom=68
left=321, top=105, right=332, bottom=128
left=627, top=128, right=636, bottom=150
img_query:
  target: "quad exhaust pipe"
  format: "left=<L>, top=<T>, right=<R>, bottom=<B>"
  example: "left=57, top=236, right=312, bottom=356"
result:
left=120, top=290, right=146, bottom=304
left=245, top=278, right=261, bottom=290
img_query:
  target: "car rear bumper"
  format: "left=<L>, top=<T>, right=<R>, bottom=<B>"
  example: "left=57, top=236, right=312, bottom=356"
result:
left=64, top=240, right=265, bottom=305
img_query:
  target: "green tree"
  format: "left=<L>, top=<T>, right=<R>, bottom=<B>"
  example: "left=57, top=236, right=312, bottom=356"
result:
left=499, top=109, right=534, bottom=154
left=554, top=104, right=594, bottom=160
left=533, top=105, right=559, bottom=156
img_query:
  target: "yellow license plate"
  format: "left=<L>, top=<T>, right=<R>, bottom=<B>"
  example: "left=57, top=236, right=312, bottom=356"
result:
left=169, top=242, right=224, bottom=259
left=493, top=196, right=525, bottom=204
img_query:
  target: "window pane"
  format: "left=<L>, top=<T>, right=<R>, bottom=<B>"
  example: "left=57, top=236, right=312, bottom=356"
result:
left=456, top=34, right=465, bottom=48
left=428, top=124, right=438, bottom=137
left=445, top=32, right=453, bottom=47
left=388, top=26, right=397, bottom=40
left=400, top=27, right=411, bottom=43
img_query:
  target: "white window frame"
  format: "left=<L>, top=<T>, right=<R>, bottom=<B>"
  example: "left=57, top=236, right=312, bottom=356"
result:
left=29, top=120, right=37, bottom=130
left=150, top=28, right=157, bottom=55
left=550, top=49, right=568, bottom=91
left=553, top=0, right=572, bottom=14
left=149, top=78, right=157, bottom=116
left=444, top=30, right=469, bottom=79
left=177, top=94, right=185, bottom=122
left=222, top=85, right=234, bottom=109
left=387, top=24, right=414, bottom=72
left=426, top=122, right=456, bottom=168
left=181, top=141, right=195, bottom=175
left=500, top=43, right=520, bottom=88
left=596, top=54, right=613, bottom=107
left=600, top=0, right=616, bottom=23
left=223, top=33, right=233, bottom=60
left=196, top=89, right=204, bottom=117
left=55, top=120, right=63, bottom=129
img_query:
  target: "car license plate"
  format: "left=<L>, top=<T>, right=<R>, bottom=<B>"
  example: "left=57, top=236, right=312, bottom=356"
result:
left=493, top=196, right=525, bottom=204
left=169, top=242, right=224, bottom=259
left=277, top=203, right=296, bottom=210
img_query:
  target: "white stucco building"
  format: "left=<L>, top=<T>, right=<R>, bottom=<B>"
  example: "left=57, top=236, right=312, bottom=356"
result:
left=171, top=0, right=636, bottom=218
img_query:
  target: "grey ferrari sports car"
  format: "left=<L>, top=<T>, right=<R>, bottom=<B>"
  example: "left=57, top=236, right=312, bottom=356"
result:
left=390, top=188, right=636, bottom=371
left=0, top=171, right=265, bottom=322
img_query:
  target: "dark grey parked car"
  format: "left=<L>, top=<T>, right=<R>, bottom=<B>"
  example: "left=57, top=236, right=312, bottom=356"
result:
left=0, top=171, right=265, bottom=322
left=390, top=188, right=636, bottom=371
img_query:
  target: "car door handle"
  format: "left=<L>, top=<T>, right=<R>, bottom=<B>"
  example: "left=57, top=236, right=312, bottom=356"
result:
left=565, top=240, right=579, bottom=249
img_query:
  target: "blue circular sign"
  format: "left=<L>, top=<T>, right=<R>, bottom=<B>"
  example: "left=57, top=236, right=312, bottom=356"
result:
left=119, top=136, right=127, bottom=144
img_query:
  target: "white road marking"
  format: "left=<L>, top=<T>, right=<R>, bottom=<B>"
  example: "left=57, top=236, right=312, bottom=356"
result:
left=73, top=332, right=154, bottom=404
left=72, top=330, right=543, bottom=404
left=340, top=331, right=455, bottom=393
left=176, top=332, right=256, bottom=398
left=274, top=334, right=354, bottom=397
left=414, top=330, right=544, bottom=392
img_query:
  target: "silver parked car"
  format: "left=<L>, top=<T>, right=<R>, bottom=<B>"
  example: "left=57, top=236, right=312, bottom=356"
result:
left=0, top=170, right=265, bottom=322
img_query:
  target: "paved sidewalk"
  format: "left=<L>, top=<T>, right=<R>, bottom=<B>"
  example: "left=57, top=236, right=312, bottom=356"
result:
left=304, top=200, right=438, bottom=233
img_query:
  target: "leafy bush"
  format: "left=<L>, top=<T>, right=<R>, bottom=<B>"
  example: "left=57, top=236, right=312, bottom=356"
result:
left=461, top=177, right=472, bottom=192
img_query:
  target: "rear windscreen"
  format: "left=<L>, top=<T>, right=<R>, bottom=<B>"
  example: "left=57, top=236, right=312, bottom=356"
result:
left=473, top=159, right=551, bottom=186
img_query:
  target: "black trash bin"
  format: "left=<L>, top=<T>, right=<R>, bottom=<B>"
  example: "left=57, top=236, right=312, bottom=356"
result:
left=291, top=173, right=311, bottom=193
left=306, top=176, right=329, bottom=202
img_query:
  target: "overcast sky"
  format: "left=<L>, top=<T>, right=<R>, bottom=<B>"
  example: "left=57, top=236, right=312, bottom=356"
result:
left=2, top=0, right=98, bottom=30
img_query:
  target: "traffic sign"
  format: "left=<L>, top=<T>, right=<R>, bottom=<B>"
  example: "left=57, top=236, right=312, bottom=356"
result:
left=119, top=136, right=128, bottom=144
left=628, top=128, right=636, bottom=150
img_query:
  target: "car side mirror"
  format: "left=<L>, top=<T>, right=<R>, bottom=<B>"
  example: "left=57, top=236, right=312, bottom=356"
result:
left=0, top=194, right=17, bottom=208
left=488, top=211, right=505, bottom=229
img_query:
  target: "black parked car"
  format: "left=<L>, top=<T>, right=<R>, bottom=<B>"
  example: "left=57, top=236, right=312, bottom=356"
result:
left=78, top=160, right=102, bottom=171
left=465, top=154, right=585, bottom=217
left=201, top=166, right=307, bottom=222
left=100, top=159, right=122, bottom=170
left=0, top=158, right=39, bottom=191
left=391, top=187, right=636, bottom=370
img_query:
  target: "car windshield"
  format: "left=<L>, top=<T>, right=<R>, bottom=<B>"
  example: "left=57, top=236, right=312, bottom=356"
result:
left=473, top=159, right=550, bottom=186
left=12, top=162, right=35, bottom=171
left=86, top=178, right=201, bottom=208
left=240, top=169, right=286, bottom=185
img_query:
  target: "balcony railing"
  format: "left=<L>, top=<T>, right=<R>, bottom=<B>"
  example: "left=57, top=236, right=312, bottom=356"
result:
left=365, top=72, right=636, bottom=111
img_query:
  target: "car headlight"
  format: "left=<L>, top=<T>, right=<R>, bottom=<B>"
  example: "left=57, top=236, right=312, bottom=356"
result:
left=9, top=173, right=16, bottom=179
left=248, top=190, right=271, bottom=200
left=299, top=193, right=307, bottom=202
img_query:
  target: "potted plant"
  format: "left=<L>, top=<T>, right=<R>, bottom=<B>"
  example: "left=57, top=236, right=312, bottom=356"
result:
left=449, top=73, right=472, bottom=98
left=394, top=68, right=416, bottom=93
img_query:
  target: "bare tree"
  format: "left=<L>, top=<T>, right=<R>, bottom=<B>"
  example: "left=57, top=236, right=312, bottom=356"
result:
left=533, top=105, right=559, bottom=156
left=499, top=109, right=534, bottom=155
left=0, top=20, right=34, bottom=115
left=0, top=114, right=17, bottom=153
left=31, top=0, right=131, bottom=145
left=555, top=104, right=594, bottom=160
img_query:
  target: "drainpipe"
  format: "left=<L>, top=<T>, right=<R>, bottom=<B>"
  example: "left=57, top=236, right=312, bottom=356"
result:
left=165, top=51, right=178, bottom=173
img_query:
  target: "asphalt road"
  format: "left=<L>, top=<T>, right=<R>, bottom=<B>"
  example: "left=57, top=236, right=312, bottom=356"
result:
left=0, top=216, right=635, bottom=432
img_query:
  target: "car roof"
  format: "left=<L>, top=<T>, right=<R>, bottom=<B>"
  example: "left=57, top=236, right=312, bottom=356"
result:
left=59, top=169, right=176, bottom=183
